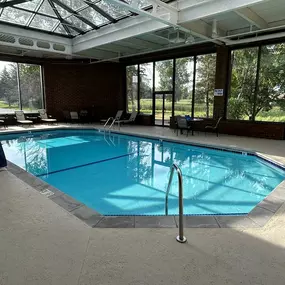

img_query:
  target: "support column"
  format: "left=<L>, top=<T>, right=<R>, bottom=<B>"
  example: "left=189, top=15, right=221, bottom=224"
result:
left=213, top=46, right=231, bottom=119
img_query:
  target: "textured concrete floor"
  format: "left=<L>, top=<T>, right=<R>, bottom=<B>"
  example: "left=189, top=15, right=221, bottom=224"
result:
left=0, top=124, right=285, bottom=284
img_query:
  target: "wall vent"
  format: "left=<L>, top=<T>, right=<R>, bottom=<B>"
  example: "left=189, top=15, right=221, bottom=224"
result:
left=53, top=44, right=65, bottom=51
left=0, top=33, right=16, bottom=43
left=37, top=41, right=50, bottom=49
left=19, top=37, right=33, bottom=46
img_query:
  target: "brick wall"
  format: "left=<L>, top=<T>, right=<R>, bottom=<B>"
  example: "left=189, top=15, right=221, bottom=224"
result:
left=213, top=46, right=230, bottom=119
left=187, top=119, right=285, bottom=139
left=43, top=62, right=125, bottom=120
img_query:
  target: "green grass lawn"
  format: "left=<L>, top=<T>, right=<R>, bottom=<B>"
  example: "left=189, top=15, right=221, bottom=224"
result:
left=129, top=99, right=285, bottom=122
left=0, top=101, right=34, bottom=111
left=0, top=101, right=19, bottom=109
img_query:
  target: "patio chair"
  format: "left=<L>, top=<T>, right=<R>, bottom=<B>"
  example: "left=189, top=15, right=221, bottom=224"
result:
left=100, top=110, right=123, bottom=125
left=38, top=109, right=57, bottom=124
left=70, top=111, right=79, bottom=123
left=0, top=115, right=8, bottom=129
left=15, top=111, right=33, bottom=126
left=176, top=117, right=193, bottom=136
left=79, top=110, right=89, bottom=124
left=62, top=110, right=71, bottom=122
left=115, top=111, right=137, bottom=128
left=205, top=117, right=222, bottom=137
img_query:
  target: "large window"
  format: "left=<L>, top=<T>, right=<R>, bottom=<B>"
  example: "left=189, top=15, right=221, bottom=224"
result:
left=228, top=47, right=258, bottom=120
left=175, top=57, right=194, bottom=116
left=0, top=61, right=43, bottom=114
left=19, top=64, right=43, bottom=111
left=126, top=65, right=138, bottom=112
left=126, top=54, right=217, bottom=122
left=195, top=54, right=216, bottom=118
left=228, top=44, right=285, bottom=122
left=256, top=44, right=285, bottom=122
left=154, top=60, right=173, bottom=91
left=139, top=63, right=153, bottom=115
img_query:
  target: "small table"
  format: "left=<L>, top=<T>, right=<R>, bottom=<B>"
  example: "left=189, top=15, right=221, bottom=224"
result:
left=26, top=116, right=39, bottom=123
left=187, top=118, right=204, bottom=135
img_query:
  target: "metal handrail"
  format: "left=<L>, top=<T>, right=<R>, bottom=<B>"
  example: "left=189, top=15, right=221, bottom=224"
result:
left=165, top=164, right=187, bottom=243
left=103, top=117, right=113, bottom=129
left=108, top=118, right=117, bottom=130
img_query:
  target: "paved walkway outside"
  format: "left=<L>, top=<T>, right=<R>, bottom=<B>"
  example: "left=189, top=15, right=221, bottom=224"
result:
left=0, top=124, right=285, bottom=284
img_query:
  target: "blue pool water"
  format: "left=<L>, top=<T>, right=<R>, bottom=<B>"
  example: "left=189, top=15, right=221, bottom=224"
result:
left=1, top=129, right=284, bottom=216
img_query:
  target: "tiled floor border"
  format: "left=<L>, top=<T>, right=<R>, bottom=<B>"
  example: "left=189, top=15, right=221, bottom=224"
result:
left=3, top=126, right=285, bottom=228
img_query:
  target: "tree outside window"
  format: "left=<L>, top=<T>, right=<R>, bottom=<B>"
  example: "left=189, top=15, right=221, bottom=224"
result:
left=0, top=61, right=43, bottom=114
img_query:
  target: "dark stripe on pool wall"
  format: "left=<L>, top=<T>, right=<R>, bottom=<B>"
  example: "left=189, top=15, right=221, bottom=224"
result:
left=36, top=152, right=136, bottom=177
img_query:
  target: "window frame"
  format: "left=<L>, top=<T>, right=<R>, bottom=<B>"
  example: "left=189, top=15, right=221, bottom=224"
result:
left=0, top=60, right=44, bottom=114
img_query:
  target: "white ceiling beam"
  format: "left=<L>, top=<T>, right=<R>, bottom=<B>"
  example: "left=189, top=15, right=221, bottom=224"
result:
left=179, top=0, right=268, bottom=23
left=0, top=24, right=72, bottom=54
left=105, top=0, right=177, bottom=25
left=99, top=43, right=142, bottom=53
left=78, top=48, right=119, bottom=59
left=235, top=7, right=268, bottom=29
left=121, top=37, right=163, bottom=49
left=73, top=17, right=167, bottom=53
left=181, top=20, right=226, bottom=40
left=148, top=0, right=178, bottom=13
left=0, top=24, right=72, bottom=45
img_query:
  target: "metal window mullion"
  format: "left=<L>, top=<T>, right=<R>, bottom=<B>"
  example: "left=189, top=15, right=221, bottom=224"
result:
left=172, top=58, right=175, bottom=118
left=26, top=0, right=44, bottom=27
left=84, top=0, right=116, bottom=23
left=40, top=65, right=45, bottom=109
left=152, top=62, right=155, bottom=123
left=16, top=63, right=22, bottom=110
left=252, top=46, right=262, bottom=121
left=13, top=6, right=59, bottom=20
left=137, top=64, right=140, bottom=113
left=192, top=56, right=197, bottom=118
left=51, top=0, right=98, bottom=30
left=48, top=0, right=71, bottom=35
left=0, top=0, right=7, bottom=16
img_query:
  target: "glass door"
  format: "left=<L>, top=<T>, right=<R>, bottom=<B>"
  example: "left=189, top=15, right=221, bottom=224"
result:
left=154, top=92, right=173, bottom=126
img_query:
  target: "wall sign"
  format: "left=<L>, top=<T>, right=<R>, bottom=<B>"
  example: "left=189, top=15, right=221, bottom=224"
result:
left=214, top=89, right=224, bottom=96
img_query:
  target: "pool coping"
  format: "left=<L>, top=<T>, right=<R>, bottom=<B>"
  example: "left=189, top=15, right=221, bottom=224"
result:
left=3, top=126, right=285, bottom=229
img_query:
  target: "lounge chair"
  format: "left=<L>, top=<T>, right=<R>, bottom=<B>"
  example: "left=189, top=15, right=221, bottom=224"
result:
left=115, top=111, right=137, bottom=129
left=15, top=111, right=33, bottom=126
left=176, top=117, right=193, bottom=136
left=205, top=117, right=222, bottom=137
left=100, top=110, right=123, bottom=125
left=38, top=109, right=57, bottom=124
left=70, top=111, right=79, bottom=123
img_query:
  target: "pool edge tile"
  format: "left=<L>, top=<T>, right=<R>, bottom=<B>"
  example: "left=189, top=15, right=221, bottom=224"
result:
left=51, top=194, right=83, bottom=212
left=95, top=216, right=135, bottom=228
left=214, top=215, right=260, bottom=228
left=71, top=206, right=103, bottom=227
left=177, top=216, right=220, bottom=228
left=135, top=216, right=177, bottom=228
left=248, top=206, right=275, bottom=227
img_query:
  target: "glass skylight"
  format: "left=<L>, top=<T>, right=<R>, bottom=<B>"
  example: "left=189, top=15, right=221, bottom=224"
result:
left=0, top=0, right=161, bottom=37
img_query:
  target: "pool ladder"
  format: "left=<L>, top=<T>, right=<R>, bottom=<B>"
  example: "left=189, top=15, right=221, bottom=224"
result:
left=165, top=164, right=187, bottom=243
left=103, top=117, right=114, bottom=132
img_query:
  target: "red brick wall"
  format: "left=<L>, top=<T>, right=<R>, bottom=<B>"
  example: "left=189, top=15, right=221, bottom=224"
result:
left=43, top=62, right=125, bottom=120
left=189, top=119, right=285, bottom=139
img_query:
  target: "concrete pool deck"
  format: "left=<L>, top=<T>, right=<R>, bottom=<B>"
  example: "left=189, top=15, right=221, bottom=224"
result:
left=1, top=124, right=285, bottom=284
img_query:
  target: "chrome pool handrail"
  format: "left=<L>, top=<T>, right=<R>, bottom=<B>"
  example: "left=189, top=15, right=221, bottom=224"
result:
left=165, top=164, right=187, bottom=243
left=108, top=118, right=116, bottom=130
left=104, top=117, right=113, bottom=130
